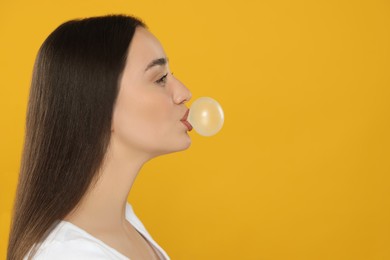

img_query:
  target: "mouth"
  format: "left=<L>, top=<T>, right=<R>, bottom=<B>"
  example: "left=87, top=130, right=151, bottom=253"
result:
left=181, top=109, right=193, bottom=131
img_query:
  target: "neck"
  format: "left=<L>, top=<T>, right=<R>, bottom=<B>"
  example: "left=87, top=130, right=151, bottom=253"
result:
left=63, top=133, right=152, bottom=233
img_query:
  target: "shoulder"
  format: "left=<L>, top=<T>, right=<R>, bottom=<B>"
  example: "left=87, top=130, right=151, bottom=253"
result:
left=24, top=221, right=125, bottom=260
left=28, top=238, right=113, bottom=259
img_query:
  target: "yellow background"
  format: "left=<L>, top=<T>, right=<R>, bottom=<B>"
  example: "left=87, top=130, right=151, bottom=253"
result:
left=1, top=0, right=389, bottom=259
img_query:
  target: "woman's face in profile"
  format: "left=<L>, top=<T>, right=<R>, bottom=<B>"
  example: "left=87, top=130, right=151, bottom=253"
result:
left=112, top=27, right=192, bottom=157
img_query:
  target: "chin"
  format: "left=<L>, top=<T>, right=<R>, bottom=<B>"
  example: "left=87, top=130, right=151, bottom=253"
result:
left=156, top=136, right=192, bottom=156
left=181, top=133, right=192, bottom=150
left=180, top=139, right=192, bottom=151
left=171, top=139, right=192, bottom=153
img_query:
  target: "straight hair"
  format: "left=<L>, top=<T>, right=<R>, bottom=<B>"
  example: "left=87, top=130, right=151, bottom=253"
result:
left=7, top=14, right=146, bottom=260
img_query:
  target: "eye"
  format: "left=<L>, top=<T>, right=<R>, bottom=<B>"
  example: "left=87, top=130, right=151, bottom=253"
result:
left=155, top=73, right=168, bottom=86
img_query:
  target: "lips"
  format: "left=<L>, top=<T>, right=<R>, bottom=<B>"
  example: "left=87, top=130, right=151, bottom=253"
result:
left=181, top=109, right=193, bottom=131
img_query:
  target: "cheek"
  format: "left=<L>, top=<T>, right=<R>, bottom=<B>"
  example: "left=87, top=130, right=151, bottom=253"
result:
left=113, top=90, right=173, bottom=150
left=135, top=97, right=171, bottom=133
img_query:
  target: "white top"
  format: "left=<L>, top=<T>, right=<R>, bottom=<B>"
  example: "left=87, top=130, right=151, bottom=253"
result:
left=24, top=202, right=170, bottom=259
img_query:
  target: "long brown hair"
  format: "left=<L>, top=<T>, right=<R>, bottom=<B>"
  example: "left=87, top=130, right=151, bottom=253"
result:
left=7, top=14, right=145, bottom=260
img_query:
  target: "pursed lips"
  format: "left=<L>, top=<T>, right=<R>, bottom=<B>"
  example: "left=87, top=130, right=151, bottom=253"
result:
left=180, top=109, right=193, bottom=131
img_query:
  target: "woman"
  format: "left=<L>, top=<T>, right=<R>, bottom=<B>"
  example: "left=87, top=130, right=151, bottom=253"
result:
left=7, top=14, right=192, bottom=260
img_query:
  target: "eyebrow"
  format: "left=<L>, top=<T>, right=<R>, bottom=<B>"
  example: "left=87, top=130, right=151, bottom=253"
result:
left=144, top=57, right=169, bottom=72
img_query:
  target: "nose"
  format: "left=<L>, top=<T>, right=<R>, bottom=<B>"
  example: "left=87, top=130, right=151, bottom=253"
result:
left=172, top=76, right=192, bottom=105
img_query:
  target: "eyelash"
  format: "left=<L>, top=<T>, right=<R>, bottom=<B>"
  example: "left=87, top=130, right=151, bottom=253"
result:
left=155, top=72, right=174, bottom=86
left=155, top=73, right=168, bottom=86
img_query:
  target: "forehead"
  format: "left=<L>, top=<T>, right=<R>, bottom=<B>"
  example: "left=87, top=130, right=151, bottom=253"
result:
left=125, top=27, right=166, bottom=71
